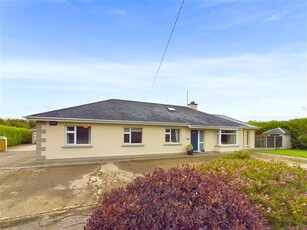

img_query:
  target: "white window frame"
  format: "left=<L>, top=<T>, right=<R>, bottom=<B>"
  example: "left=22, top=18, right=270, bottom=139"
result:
left=165, top=128, right=180, bottom=143
left=123, top=128, right=142, bottom=144
left=65, top=126, right=91, bottom=146
left=216, top=129, right=238, bottom=146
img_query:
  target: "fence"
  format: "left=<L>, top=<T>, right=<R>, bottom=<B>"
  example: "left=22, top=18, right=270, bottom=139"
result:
left=0, top=137, right=7, bottom=152
left=255, top=136, right=282, bottom=148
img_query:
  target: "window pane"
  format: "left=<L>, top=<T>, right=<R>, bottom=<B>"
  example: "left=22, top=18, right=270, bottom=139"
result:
left=165, top=129, right=170, bottom=133
left=171, top=129, right=179, bottom=142
left=221, top=134, right=236, bottom=144
left=131, top=128, right=142, bottom=132
left=67, top=126, right=74, bottom=131
left=131, top=131, right=142, bottom=143
left=165, top=134, right=170, bottom=142
left=199, top=131, right=204, bottom=141
left=124, top=134, right=130, bottom=143
left=124, top=128, right=130, bottom=132
left=200, top=143, right=204, bottom=151
left=76, top=126, right=90, bottom=144
left=67, top=133, right=74, bottom=144
left=221, top=130, right=236, bottom=134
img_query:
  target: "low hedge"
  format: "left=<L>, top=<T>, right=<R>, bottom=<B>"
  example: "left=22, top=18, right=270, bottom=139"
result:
left=85, top=166, right=268, bottom=229
left=0, top=125, right=32, bottom=147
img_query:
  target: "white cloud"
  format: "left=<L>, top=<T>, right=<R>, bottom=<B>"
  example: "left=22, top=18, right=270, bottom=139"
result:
left=1, top=51, right=306, bottom=120
left=266, top=11, right=288, bottom=21
left=2, top=52, right=305, bottom=91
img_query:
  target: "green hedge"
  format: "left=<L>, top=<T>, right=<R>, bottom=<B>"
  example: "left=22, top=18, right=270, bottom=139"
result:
left=0, top=125, right=32, bottom=147
left=248, top=118, right=307, bottom=149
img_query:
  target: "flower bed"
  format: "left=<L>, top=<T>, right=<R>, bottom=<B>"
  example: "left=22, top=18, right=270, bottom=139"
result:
left=198, top=152, right=307, bottom=229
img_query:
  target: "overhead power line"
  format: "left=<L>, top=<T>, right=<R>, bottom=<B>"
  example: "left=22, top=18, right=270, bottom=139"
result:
left=149, top=0, right=185, bottom=93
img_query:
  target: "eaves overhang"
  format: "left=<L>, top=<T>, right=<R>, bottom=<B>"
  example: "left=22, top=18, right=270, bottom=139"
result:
left=24, top=116, right=190, bottom=127
left=188, top=125, right=259, bottom=130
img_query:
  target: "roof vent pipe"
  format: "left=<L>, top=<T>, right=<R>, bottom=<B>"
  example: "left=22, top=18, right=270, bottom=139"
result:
left=188, top=101, right=198, bottom=110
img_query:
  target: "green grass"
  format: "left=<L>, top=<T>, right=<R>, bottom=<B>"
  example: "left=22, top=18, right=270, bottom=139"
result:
left=256, top=149, right=307, bottom=158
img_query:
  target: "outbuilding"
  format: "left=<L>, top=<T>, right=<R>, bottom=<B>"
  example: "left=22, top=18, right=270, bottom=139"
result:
left=263, top=127, right=292, bottom=149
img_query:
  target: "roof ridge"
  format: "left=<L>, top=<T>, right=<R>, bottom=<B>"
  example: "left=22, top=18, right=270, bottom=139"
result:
left=278, top=127, right=286, bottom=134
left=108, top=99, right=188, bottom=109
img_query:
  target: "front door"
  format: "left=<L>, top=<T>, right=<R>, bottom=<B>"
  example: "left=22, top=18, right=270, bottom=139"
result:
left=191, top=130, right=198, bottom=152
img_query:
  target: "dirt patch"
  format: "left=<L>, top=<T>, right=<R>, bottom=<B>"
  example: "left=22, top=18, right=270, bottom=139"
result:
left=115, top=153, right=221, bottom=174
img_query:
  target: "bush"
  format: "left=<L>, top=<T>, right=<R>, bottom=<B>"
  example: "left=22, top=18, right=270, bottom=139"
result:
left=0, top=125, right=32, bottom=147
left=295, top=134, right=307, bottom=149
left=186, top=144, right=193, bottom=151
left=222, top=151, right=250, bottom=160
left=85, top=166, right=268, bottom=230
left=198, top=158, right=307, bottom=229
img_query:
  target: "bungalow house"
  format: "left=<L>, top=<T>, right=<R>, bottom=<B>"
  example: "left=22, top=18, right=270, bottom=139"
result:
left=25, top=99, right=257, bottom=161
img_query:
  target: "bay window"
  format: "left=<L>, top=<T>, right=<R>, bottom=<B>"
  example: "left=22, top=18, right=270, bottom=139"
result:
left=217, top=129, right=238, bottom=145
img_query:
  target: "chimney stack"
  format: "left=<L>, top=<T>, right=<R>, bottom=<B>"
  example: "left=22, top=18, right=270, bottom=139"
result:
left=188, top=101, right=198, bottom=110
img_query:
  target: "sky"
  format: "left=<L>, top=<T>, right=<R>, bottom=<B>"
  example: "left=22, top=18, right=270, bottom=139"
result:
left=0, top=0, right=306, bottom=121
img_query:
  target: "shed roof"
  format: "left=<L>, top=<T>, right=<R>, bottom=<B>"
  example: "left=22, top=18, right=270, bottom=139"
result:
left=263, top=127, right=291, bottom=135
left=26, top=99, right=256, bottom=128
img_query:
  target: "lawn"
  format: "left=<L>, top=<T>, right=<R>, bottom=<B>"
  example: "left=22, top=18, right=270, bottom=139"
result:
left=256, top=149, right=307, bottom=158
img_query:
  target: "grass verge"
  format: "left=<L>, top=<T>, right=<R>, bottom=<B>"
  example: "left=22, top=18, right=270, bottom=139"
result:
left=256, top=149, right=307, bottom=158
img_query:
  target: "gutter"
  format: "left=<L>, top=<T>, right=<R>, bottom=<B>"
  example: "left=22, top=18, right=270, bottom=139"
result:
left=24, top=116, right=260, bottom=130
left=188, top=125, right=259, bottom=130
left=24, top=116, right=190, bottom=127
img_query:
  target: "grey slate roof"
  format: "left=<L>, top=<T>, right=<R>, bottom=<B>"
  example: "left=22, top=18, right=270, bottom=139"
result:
left=264, top=128, right=291, bottom=135
left=214, top=115, right=258, bottom=128
left=26, top=99, right=255, bottom=128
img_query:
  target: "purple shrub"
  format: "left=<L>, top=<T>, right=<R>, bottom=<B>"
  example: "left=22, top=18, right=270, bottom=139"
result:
left=85, top=166, right=269, bottom=230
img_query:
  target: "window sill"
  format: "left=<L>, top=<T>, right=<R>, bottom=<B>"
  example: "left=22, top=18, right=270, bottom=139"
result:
left=121, top=144, right=144, bottom=147
left=215, top=145, right=239, bottom=147
left=63, top=145, right=93, bottom=148
left=164, top=143, right=182, bottom=146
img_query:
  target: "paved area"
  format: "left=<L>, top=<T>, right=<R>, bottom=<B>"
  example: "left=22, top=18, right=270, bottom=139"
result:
left=0, top=145, right=221, bottom=229
left=1, top=145, right=306, bottom=229
left=1, top=145, right=36, bottom=168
